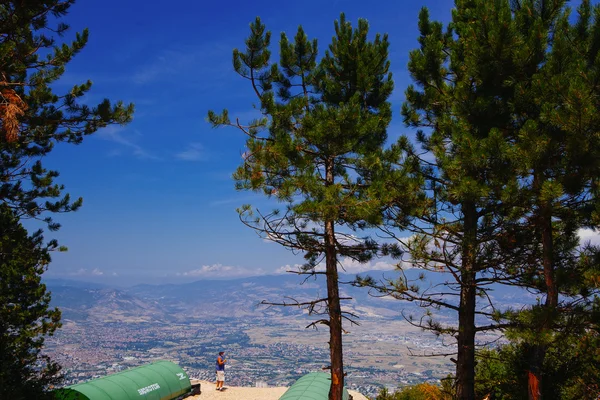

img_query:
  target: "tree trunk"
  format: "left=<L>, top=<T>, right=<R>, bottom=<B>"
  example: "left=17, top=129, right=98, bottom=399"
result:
left=527, top=202, right=557, bottom=400
left=325, top=218, right=344, bottom=400
left=325, top=158, right=344, bottom=400
left=527, top=344, right=545, bottom=400
left=455, top=202, right=477, bottom=400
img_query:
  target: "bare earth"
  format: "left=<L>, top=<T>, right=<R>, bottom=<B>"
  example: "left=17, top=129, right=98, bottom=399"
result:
left=188, top=380, right=369, bottom=400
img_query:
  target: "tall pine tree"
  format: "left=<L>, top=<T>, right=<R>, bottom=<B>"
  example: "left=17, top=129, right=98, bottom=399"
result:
left=358, top=1, right=561, bottom=398
left=0, top=1, right=134, bottom=397
left=496, top=1, right=600, bottom=398
left=361, top=2, right=600, bottom=399
left=384, top=2, right=527, bottom=398
left=209, top=15, right=398, bottom=400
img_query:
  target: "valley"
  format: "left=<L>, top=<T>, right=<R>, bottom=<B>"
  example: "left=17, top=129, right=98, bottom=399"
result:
left=43, top=272, right=525, bottom=398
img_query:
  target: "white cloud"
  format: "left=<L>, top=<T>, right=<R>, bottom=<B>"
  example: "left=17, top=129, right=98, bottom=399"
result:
left=176, top=264, right=266, bottom=278
left=175, top=142, right=208, bottom=161
left=578, top=228, right=600, bottom=245
left=274, top=264, right=304, bottom=274
left=275, top=258, right=397, bottom=276
left=338, top=258, right=397, bottom=274
left=64, top=268, right=105, bottom=277
left=97, top=125, right=159, bottom=160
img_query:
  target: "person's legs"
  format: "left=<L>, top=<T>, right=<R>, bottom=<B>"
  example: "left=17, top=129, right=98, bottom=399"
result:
left=216, top=371, right=224, bottom=389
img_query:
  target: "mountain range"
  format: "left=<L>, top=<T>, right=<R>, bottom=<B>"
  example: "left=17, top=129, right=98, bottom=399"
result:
left=45, top=270, right=537, bottom=325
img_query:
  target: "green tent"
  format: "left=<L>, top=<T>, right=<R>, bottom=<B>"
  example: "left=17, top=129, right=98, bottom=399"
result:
left=279, top=372, right=350, bottom=400
left=54, top=360, right=191, bottom=400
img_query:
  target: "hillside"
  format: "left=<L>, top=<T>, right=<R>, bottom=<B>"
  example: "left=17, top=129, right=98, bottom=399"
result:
left=47, top=270, right=535, bottom=324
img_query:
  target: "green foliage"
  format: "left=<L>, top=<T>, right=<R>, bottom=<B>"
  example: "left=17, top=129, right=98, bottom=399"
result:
left=365, top=1, right=600, bottom=399
left=0, top=205, right=62, bottom=400
left=376, top=1, right=546, bottom=397
left=475, top=347, right=528, bottom=400
left=476, top=324, right=600, bottom=400
left=484, top=2, right=600, bottom=396
left=0, top=1, right=134, bottom=398
left=208, top=13, right=398, bottom=302
left=211, top=3, right=600, bottom=399
left=375, top=382, right=453, bottom=400
left=0, top=0, right=134, bottom=230
left=209, top=14, right=413, bottom=400
left=222, top=14, right=395, bottom=229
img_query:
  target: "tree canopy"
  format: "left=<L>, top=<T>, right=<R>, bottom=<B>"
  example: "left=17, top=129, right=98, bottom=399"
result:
left=0, top=1, right=134, bottom=397
left=0, top=0, right=133, bottom=230
left=208, top=13, right=421, bottom=400
left=0, top=205, right=61, bottom=399
left=357, top=1, right=600, bottom=399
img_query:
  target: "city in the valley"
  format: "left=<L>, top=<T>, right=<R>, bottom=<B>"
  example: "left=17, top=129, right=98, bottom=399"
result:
left=44, top=273, right=518, bottom=398
left=45, top=316, right=454, bottom=399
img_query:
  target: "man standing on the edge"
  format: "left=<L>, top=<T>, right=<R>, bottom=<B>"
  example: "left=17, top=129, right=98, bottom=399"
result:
left=215, top=351, right=226, bottom=391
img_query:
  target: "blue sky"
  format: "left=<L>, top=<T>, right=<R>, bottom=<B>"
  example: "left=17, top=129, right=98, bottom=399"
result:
left=40, top=0, right=459, bottom=285
left=42, top=0, right=597, bottom=285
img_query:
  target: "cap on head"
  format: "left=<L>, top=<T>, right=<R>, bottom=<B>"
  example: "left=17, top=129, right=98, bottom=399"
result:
left=219, top=351, right=225, bottom=355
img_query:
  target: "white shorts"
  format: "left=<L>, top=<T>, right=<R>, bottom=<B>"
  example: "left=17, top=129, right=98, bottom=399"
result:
left=216, top=370, right=225, bottom=382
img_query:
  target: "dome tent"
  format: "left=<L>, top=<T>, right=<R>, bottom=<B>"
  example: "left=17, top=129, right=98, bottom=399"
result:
left=279, top=372, right=350, bottom=400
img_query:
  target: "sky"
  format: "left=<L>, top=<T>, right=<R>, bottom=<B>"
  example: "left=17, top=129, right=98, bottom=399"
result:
left=38, top=0, right=599, bottom=285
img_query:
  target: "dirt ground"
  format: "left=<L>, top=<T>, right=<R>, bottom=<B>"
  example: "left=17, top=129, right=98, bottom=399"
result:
left=188, top=380, right=369, bottom=400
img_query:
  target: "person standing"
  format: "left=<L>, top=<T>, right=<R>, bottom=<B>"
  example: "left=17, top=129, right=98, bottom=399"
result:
left=215, top=351, right=226, bottom=391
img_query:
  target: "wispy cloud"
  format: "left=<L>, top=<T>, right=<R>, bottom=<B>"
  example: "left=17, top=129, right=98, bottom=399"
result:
left=62, top=268, right=106, bottom=277
left=209, top=197, right=241, bottom=207
left=176, top=264, right=266, bottom=278
left=133, top=44, right=231, bottom=85
left=97, top=125, right=160, bottom=160
left=175, top=142, right=209, bottom=161
left=208, top=194, right=265, bottom=207
left=275, top=258, right=397, bottom=275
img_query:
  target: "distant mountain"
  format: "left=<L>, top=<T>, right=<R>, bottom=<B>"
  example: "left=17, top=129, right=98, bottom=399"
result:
left=49, top=285, right=170, bottom=323
left=46, top=269, right=536, bottom=324
left=44, top=278, right=110, bottom=290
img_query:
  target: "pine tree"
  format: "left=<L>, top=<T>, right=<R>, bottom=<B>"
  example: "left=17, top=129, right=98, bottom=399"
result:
left=361, top=2, right=530, bottom=398
left=0, top=205, right=62, bottom=400
left=356, top=1, right=580, bottom=398
left=363, top=2, right=600, bottom=399
left=496, top=1, right=600, bottom=398
left=0, top=0, right=134, bottom=228
left=475, top=310, right=600, bottom=400
left=0, top=1, right=134, bottom=397
left=209, top=15, right=397, bottom=400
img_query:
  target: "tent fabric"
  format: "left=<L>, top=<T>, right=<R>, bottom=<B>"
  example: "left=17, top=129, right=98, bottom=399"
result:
left=279, top=372, right=349, bottom=400
left=54, top=360, right=191, bottom=400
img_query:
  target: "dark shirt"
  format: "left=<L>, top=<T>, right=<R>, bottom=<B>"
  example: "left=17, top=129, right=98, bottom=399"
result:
left=216, top=356, right=225, bottom=371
